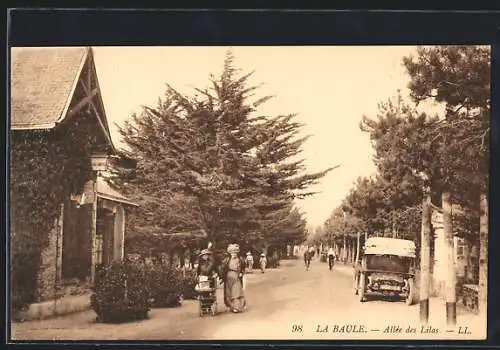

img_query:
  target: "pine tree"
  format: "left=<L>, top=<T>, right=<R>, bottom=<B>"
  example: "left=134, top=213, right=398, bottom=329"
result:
left=111, top=50, right=336, bottom=258
left=403, top=45, right=490, bottom=315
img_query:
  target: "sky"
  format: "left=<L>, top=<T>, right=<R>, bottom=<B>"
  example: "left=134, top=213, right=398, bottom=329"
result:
left=92, top=46, right=444, bottom=228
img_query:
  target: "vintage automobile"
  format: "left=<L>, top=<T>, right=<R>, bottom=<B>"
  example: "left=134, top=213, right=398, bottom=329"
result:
left=354, top=237, right=417, bottom=305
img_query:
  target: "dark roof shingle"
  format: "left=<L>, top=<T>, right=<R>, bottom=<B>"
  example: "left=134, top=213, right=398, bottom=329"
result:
left=11, top=47, right=87, bottom=129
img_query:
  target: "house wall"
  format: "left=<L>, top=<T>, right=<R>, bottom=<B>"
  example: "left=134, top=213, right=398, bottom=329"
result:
left=35, top=178, right=96, bottom=302
left=34, top=183, right=131, bottom=302
left=61, top=200, right=93, bottom=281
left=35, top=205, right=64, bottom=302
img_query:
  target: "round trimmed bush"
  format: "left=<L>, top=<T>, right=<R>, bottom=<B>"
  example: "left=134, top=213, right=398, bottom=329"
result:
left=148, top=264, right=184, bottom=307
left=91, top=261, right=150, bottom=323
left=182, top=269, right=198, bottom=300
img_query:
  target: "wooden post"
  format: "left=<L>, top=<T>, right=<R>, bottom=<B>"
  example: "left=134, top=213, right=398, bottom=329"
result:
left=478, top=191, right=488, bottom=315
left=113, top=204, right=125, bottom=262
left=121, top=206, right=126, bottom=260
left=420, top=180, right=432, bottom=323
left=443, top=190, right=456, bottom=326
left=90, top=174, right=98, bottom=284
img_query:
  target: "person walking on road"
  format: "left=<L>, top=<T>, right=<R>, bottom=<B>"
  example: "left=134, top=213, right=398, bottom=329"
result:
left=245, top=252, right=254, bottom=273
left=327, top=247, right=335, bottom=271
left=259, top=253, right=267, bottom=273
left=219, top=244, right=247, bottom=313
left=304, top=247, right=314, bottom=271
left=196, top=249, right=218, bottom=288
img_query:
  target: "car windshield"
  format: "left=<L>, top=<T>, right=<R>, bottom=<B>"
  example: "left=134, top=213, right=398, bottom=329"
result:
left=365, top=254, right=411, bottom=273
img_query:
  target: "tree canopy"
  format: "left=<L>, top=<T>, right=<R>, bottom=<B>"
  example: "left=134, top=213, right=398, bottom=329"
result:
left=320, top=45, right=490, bottom=250
left=111, top=50, right=337, bottom=255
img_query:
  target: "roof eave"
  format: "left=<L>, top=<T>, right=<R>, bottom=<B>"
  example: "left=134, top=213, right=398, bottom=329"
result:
left=56, top=47, right=90, bottom=126
left=11, top=122, right=57, bottom=130
left=97, top=193, right=139, bottom=207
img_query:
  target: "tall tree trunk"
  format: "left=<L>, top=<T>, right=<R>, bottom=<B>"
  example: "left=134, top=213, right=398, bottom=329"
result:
left=343, top=235, right=347, bottom=263
left=348, top=240, right=352, bottom=263
left=262, top=241, right=269, bottom=256
left=420, top=180, right=432, bottom=323
left=443, top=190, right=456, bottom=326
left=463, top=236, right=472, bottom=281
left=355, top=231, right=361, bottom=264
left=478, top=191, right=488, bottom=315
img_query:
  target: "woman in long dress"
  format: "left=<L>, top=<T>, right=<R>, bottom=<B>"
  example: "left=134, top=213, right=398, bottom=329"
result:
left=197, top=249, right=217, bottom=288
left=220, top=244, right=246, bottom=313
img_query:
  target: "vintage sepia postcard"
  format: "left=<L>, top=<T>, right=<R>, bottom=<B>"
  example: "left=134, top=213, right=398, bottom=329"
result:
left=9, top=45, right=489, bottom=341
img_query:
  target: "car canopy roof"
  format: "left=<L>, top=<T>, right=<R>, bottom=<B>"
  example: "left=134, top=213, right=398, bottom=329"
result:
left=363, top=237, right=416, bottom=257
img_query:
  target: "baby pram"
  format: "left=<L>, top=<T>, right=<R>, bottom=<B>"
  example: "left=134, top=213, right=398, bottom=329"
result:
left=195, top=275, right=218, bottom=316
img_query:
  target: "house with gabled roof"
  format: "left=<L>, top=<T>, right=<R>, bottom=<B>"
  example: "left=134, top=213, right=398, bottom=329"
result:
left=10, top=47, right=137, bottom=316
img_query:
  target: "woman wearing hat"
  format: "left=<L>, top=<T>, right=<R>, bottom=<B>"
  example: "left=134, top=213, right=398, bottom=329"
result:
left=219, top=244, right=246, bottom=313
left=197, top=248, right=217, bottom=289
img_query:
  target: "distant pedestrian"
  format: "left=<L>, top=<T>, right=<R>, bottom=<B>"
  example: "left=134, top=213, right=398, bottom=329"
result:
left=327, top=247, right=335, bottom=271
left=246, top=252, right=254, bottom=273
left=309, top=246, right=316, bottom=258
left=259, top=253, right=267, bottom=273
left=304, top=249, right=313, bottom=270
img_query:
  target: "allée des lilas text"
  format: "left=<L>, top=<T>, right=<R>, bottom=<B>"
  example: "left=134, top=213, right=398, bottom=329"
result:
left=381, top=325, right=439, bottom=334
left=315, top=324, right=442, bottom=334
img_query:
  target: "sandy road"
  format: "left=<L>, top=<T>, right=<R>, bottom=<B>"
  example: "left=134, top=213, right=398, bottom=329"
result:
left=11, top=258, right=485, bottom=341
